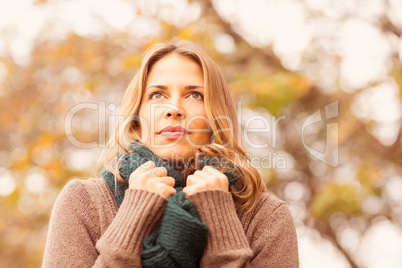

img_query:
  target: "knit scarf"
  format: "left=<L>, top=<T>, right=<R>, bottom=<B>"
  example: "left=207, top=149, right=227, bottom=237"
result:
left=101, top=140, right=239, bottom=268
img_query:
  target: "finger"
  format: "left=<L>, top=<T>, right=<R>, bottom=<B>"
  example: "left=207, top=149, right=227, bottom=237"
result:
left=202, top=165, right=222, bottom=175
left=130, top=161, right=155, bottom=181
left=183, top=185, right=197, bottom=196
left=193, top=170, right=211, bottom=179
left=156, top=183, right=177, bottom=199
left=202, top=166, right=227, bottom=180
left=146, top=166, right=167, bottom=177
left=186, top=174, right=204, bottom=186
left=151, top=176, right=175, bottom=187
left=135, top=161, right=155, bottom=173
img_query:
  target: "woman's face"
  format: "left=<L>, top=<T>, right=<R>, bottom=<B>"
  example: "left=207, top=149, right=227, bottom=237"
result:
left=138, top=53, right=212, bottom=162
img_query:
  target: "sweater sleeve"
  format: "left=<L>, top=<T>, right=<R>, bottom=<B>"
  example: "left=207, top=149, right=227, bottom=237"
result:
left=42, top=179, right=167, bottom=268
left=187, top=191, right=299, bottom=268
left=186, top=190, right=254, bottom=267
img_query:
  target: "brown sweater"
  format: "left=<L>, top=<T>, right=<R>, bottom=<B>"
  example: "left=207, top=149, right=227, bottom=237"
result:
left=42, top=178, right=299, bottom=267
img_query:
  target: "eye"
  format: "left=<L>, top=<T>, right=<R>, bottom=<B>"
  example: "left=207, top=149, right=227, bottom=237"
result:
left=149, top=91, right=164, bottom=100
left=189, top=91, right=203, bottom=100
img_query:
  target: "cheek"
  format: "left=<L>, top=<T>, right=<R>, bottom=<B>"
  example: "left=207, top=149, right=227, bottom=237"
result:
left=189, top=118, right=209, bottom=130
left=187, top=108, right=210, bottom=130
left=138, top=105, right=152, bottom=138
left=188, top=116, right=212, bottom=146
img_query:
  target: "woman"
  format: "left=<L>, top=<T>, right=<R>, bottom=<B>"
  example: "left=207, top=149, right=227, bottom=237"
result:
left=43, top=41, right=299, bottom=267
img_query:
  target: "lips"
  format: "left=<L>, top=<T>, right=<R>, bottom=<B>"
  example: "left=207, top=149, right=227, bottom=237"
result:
left=158, top=126, right=190, bottom=140
left=158, top=126, right=190, bottom=134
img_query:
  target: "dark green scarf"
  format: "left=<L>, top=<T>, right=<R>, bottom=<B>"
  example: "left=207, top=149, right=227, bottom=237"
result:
left=101, top=140, right=239, bottom=267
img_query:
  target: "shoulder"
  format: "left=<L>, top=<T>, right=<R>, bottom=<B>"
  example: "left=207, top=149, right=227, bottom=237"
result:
left=60, top=177, right=106, bottom=192
left=255, top=191, right=287, bottom=216
left=54, top=178, right=117, bottom=216
left=50, top=178, right=118, bottom=238
left=240, top=191, right=295, bottom=234
left=55, top=178, right=90, bottom=207
left=59, top=177, right=113, bottom=198
left=57, top=178, right=99, bottom=204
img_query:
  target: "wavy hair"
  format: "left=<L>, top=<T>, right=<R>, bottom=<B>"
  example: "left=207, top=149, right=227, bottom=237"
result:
left=94, top=41, right=266, bottom=213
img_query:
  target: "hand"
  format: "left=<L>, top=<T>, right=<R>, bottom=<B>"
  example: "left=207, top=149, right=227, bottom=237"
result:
left=183, top=165, right=229, bottom=196
left=129, top=161, right=176, bottom=199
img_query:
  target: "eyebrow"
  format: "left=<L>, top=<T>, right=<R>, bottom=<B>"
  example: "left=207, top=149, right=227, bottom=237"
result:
left=145, top=85, right=204, bottom=93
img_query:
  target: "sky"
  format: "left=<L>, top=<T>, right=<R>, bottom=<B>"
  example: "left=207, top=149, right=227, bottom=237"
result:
left=1, top=0, right=402, bottom=267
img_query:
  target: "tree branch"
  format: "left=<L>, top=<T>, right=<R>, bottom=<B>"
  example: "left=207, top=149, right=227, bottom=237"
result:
left=198, top=0, right=286, bottom=70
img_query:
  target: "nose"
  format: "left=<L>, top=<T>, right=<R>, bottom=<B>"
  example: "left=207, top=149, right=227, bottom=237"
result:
left=165, top=107, right=185, bottom=119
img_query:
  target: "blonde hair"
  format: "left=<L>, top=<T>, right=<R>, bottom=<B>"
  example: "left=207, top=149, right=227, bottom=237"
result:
left=94, top=41, right=266, bottom=213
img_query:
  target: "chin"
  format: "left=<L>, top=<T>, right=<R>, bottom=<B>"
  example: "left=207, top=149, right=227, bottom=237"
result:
left=147, top=134, right=211, bottom=160
left=155, top=145, right=193, bottom=161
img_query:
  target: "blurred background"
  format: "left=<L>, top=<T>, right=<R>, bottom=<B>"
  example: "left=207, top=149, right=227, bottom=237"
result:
left=1, top=0, right=402, bottom=267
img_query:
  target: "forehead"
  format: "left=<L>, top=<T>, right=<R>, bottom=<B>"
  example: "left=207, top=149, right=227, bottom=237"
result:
left=146, top=53, right=203, bottom=81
